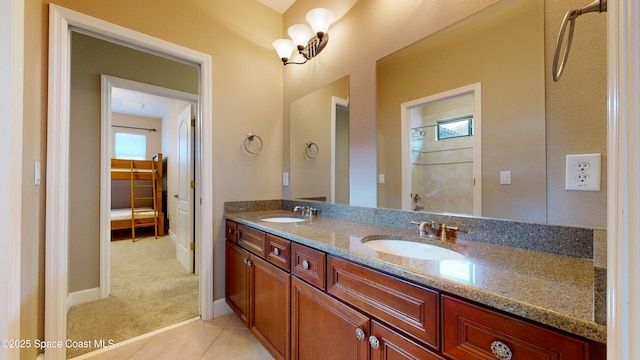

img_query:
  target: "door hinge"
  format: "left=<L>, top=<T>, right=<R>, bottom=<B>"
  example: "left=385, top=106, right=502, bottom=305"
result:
left=191, top=118, right=195, bottom=127
left=190, top=242, right=195, bottom=251
left=190, top=180, right=195, bottom=189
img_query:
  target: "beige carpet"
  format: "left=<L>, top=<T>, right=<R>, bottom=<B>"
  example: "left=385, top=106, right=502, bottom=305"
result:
left=66, top=235, right=199, bottom=358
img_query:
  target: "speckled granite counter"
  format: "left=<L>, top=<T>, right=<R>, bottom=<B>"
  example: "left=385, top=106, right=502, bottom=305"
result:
left=225, top=209, right=606, bottom=344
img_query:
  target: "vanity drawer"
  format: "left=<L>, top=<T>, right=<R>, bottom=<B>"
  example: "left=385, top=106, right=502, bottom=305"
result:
left=327, top=255, right=440, bottom=350
left=225, top=220, right=238, bottom=243
left=237, top=224, right=266, bottom=257
left=291, top=242, right=326, bottom=291
left=265, top=234, right=291, bottom=272
left=442, top=295, right=591, bottom=359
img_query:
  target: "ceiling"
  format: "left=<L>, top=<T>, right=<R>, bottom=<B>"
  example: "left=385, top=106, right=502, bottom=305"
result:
left=111, top=87, right=176, bottom=119
left=257, top=0, right=295, bottom=13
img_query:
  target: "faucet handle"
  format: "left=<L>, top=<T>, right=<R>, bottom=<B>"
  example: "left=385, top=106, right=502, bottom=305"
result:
left=438, top=224, right=460, bottom=241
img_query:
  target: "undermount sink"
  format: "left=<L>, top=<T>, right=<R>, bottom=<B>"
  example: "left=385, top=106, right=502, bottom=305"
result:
left=260, top=216, right=306, bottom=223
left=361, top=236, right=465, bottom=260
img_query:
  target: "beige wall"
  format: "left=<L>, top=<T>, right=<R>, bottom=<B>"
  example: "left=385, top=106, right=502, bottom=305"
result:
left=377, top=0, right=546, bottom=223
left=289, top=76, right=348, bottom=201
left=545, top=1, right=607, bottom=227
left=282, top=0, right=500, bottom=207
left=22, top=0, right=283, bottom=356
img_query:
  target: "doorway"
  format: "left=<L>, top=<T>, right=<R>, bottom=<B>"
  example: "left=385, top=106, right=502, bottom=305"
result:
left=46, top=6, right=214, bottom=360
left=400, top=83, right=482, bottom=215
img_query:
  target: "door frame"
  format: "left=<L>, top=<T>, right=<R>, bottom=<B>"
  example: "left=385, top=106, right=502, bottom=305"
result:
left=331, top=96, right=349, bottom=204
left=100, top=75, right=199, bottom=298
left=400, top=82, right=482, bottom=215
left=46, top=5, right=213, bottom=359
left=1, top=0, right=23, bottom=358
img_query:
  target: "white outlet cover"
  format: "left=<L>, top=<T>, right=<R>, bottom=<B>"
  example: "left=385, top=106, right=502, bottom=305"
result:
left=566, top=153, right=601, bottom=191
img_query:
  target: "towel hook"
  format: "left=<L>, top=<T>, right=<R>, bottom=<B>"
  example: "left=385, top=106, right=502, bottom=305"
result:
left=243, top=133, right=263, bottom=155
left=305, top=141, right=319, bottom=159
left=552, top=0, right=607, bottom=81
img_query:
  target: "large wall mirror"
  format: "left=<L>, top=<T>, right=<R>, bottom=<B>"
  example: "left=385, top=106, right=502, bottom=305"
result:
left=290, top=76, right=350, bottom=204
left=376, top=0, right=606, bottom=226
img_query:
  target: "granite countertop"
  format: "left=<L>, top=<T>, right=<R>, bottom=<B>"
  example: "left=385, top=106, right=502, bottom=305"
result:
left=225, top=210, right=606, bottom=343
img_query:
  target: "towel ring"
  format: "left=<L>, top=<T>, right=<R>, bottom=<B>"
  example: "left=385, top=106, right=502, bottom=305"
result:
left=244, top=133, right=263, bottom=155
left=305, top=141, right=319, bottom=159
left=552, top=0, right=607, bottom=81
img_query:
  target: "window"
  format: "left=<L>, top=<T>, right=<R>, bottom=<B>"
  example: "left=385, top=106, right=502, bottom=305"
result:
left=437, top=116, right=473, bottom=140
left=114, top=132, right=147, bottom=160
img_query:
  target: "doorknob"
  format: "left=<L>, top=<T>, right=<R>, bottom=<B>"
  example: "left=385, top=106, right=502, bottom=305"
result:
left=173, top=194, right=178, bottom=198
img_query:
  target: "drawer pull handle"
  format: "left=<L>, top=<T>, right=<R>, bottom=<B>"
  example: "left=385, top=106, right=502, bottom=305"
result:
left=369, top=336, right=380, bottom=350
left=273, top=248, right=280, bottom=256
left=228, top=228, right=233, bottom=234
left=355, top=328, right=365, bottom=341
left=302, top=260, right=310, bottom=270
left=490, top=341, right=512, bottom=360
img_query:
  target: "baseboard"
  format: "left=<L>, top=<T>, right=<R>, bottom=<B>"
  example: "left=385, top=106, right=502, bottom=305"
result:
left=67, top=287, right=100, bottom=312
left=213, top=297, right=232, bottom=317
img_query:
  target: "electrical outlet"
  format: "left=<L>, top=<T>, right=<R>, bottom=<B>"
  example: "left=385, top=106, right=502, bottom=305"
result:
left=566, top=154, right=601, bottom=191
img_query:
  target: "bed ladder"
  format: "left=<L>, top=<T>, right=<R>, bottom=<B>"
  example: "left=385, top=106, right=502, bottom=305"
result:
left=129, top=159, right=158, bottom=241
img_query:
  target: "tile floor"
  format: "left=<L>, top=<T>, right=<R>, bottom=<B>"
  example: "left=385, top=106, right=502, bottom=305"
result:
left=77, top=313, right=274, bottom=360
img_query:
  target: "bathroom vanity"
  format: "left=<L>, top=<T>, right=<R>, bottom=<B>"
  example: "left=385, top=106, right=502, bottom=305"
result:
left=224, top=206, right=606, bottom=360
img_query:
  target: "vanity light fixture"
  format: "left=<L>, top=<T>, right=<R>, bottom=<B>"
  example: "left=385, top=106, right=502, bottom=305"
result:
left=272, top=8, right=334, bottom=65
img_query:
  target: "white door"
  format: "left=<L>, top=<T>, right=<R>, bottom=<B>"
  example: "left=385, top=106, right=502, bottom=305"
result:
left=176, top=105, right=194, bottom=272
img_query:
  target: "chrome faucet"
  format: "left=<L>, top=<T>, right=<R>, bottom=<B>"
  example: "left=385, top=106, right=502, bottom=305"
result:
left=293, top=205, right=307, bottom=217
left=293, top=205, right=318, bottom=219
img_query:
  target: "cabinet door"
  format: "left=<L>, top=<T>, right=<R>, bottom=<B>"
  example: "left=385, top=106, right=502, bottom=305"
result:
left=225, top=240, right=250, bottom=325
left=291, top=276, right=370, bottom=360
left=327, top=256, right=440, bottom=350
left=442, top=295, right=590, bottom=359
left=250, top=255, right=291, bottom=360
left=370, top=320, right=445, bottom=360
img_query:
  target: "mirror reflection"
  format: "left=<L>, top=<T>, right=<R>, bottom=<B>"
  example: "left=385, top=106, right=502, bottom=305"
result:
left=290, top=76, right=349, bottom=204
left=378, top=0, right=547, bottom=223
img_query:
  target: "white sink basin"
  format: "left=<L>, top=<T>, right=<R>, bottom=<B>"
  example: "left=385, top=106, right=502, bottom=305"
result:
left=260, top=216, right=306, bottom=223
left=362, top=238, right=465, bottom=260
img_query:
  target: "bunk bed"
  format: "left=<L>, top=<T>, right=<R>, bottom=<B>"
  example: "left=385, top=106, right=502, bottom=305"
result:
left=111, top=153, right=165, bottom=240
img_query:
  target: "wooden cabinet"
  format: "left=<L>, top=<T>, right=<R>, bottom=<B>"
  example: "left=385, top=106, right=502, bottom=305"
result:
left=442, top=295, right=591, bottom=359
left=238, top=224, right=266, bottom=257
left=225, top=219, right=237, bottom=242
left=250, top=255, right=290, bottom=360
left=225, top=220, right=604, bottom=360
left=291, top=276, right=370, bottom=360
left=266, top=234, right=292, bottom=272
left=291, top=242, right=326, bottom=290
left=225, top=240, right=250, bottom=325
left=370, top=320, right=445, bottom=360
left=327, top=255, right=440, bottom=350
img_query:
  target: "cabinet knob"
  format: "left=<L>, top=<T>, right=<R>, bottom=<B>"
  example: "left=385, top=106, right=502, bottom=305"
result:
left=273, top=248, right=280, bottom=256
left=302, top=260, right=310, bottom=270
left=246, top=259, right=252, bottom=267
left=228, top=228, right=233, bottom=234
left=355, top=328, right=365, bottom=341
left=369, top=336, right=380, bottom=350
left=243, top=258, right=248, bottom=265
left=490, top=341, right=512, bottom=360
